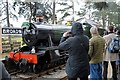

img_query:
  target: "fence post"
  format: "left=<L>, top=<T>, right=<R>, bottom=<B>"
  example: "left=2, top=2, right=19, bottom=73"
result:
left=0, top=24, right=2, bottom=58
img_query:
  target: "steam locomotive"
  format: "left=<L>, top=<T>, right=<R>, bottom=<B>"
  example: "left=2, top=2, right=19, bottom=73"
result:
left=4, top=22, right=71, bottom=72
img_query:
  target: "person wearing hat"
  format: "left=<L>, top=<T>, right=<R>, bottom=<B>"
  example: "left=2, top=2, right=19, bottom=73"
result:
left=34, top=12, right=47, bottom=24
left=58, top=22, right=90, bottom=80
left=35, top=13, right=44, bottom=23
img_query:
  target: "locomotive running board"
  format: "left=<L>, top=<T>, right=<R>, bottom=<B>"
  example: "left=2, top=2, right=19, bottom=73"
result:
left=38, top=46, right=58, bottom=50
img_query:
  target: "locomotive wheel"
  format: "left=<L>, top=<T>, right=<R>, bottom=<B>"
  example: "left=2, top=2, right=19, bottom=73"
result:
left=42, top=63, right=48, bottom=70
left=32, top=64, right=37, bottom=73
left=32, top=64, right=42, bottom=73
left=33, top=64, right=38, bottom=73
left=60, top=59, right=64, bottom=64
left=19, top=59, right=29, bottom=72
left=3, top=57, right=16, bottom=71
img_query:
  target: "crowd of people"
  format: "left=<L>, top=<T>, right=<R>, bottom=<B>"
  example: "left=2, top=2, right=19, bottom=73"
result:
left=0, top=22, right=120, bottom=80
left=58, top=22, right=120, bottom=80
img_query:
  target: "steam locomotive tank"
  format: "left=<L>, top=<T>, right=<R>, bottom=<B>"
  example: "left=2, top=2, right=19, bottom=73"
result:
left=5, top=22, right=71, bottom=73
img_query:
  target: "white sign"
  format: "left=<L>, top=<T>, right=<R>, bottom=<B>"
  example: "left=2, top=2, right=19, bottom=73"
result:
left=2, top=28, right=22, bottom=34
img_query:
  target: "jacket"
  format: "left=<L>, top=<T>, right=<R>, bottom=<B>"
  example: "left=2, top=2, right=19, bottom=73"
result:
left=0, top=62, right=11, bottom=80
left=58, top=22, right=90, bottom=78
left=103, top=33, right=119, bottom=61
left=89, top=35, right=105, bottom=64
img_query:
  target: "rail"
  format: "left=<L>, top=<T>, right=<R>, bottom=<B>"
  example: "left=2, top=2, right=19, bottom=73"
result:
left=10, top=64, right=67, bottom=80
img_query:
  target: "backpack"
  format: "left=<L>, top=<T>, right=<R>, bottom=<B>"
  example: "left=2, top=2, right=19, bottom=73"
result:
left=107, top=37, right=120, bottom=53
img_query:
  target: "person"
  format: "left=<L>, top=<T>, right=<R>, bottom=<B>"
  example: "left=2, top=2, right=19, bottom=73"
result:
left=58, top=22, right=89, bottom=80
left=0, top=61, right=11, bottom=80
left=88, top=27, right=105, bottom=80
left=103, top=26, right=119, bottom=80
left=115, top=29, right=120, bottom=75
left=104, top=30, right=108, bottom=36
left=34, top=12, right=47, bottom=24
left=35, top=13, right=44, bottom=22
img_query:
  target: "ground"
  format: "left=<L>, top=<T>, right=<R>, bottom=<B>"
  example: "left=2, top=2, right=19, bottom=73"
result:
left=0, top=53, right=120, bottom=79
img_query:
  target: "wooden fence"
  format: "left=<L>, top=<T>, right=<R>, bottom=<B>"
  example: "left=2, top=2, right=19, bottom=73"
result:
left=2, top=41, right=21, bottom=53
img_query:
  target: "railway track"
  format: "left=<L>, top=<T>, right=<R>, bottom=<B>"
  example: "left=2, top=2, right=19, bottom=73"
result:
left=10, top=70, right=22, bottom=75
left=60, top=76, right=68, bottom=80
left=10, top=64, right=67, bottom=80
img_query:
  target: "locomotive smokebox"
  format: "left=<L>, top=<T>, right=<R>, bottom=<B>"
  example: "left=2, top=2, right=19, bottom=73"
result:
left=22, top=22, right=71, bottom=47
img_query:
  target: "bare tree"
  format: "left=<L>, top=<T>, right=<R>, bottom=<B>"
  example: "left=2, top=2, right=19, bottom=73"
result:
left=6, top=0, right=12, bottom=50
left=52, top=0, right=56, bottom=24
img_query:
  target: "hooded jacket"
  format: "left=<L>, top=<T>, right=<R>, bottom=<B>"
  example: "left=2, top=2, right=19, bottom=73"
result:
left=58, top=22, right=90, bottom=78
left=0, top=62, right=11, bottom=80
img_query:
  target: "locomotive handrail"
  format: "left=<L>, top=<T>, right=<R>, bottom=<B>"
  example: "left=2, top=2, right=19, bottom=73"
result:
left=48, top=34, right=53, bottom=47
left=38, top=46, right=58, bottom=51
left=13, top=51, right=18, bottom=58
left=13, top=47, right=21, bottom=58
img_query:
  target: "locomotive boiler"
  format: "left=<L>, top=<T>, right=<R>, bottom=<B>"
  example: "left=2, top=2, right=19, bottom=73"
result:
left=22, top=22, right=71, bottom=47
left=4, top=22, right=71, bottom=73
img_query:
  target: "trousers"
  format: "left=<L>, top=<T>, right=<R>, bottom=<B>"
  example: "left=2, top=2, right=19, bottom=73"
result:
left=103, top=61, right=117, bottom=80
left=90, top=62, right=102, bottom=80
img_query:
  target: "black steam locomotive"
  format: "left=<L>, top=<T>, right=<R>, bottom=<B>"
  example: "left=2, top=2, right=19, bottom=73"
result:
left=4, top=22, right=71, bottom=72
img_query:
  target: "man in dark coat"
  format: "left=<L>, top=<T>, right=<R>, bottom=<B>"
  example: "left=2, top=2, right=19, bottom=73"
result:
left=0, top=61, right=11, bottom=80
left=58, top=22, right=90, bottom=80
